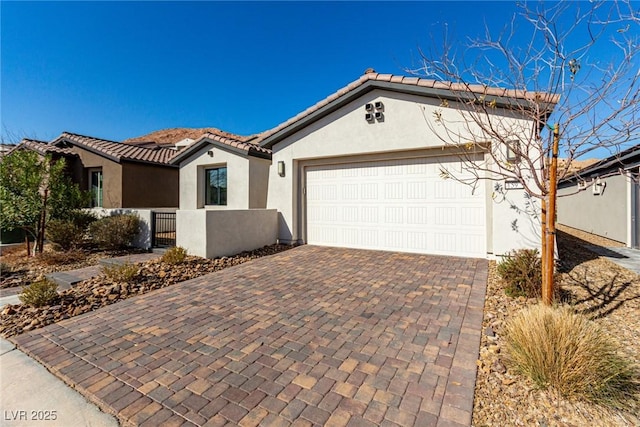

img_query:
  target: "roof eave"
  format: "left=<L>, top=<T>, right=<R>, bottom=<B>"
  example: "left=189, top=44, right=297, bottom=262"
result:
left=170, top=137, right=271, bottom=166
left=559, top=145, right=640, bottom=184
left=259, top=80, right=557, bottom=149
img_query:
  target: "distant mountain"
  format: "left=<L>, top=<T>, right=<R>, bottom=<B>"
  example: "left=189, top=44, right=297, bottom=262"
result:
left=558, top=158, right=598, bottom=175
left=124, top=127, right=253, bottom=146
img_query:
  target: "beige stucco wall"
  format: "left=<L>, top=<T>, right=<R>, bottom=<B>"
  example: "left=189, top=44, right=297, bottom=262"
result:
left=73, top=148, right=123, bottom=208
left=176, top=209, right=277, bottom=258
left=558, top=174, right=628, bottom=244
left=266, top=88, right=540, bottom=257
left=178, top=144, right=270, bottom=210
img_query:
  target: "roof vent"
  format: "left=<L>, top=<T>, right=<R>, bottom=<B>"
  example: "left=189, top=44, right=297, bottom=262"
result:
left=364, top=68, right=376, bottom=74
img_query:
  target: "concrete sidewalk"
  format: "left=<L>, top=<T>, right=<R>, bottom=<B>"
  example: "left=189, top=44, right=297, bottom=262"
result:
left=0, top=252, right=163, bottom=427
left=0, top=338, right=118, bottom=427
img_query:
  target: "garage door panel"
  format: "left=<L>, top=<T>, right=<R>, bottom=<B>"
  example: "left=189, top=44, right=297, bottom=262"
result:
left=306, top=157, right=486, bottom=257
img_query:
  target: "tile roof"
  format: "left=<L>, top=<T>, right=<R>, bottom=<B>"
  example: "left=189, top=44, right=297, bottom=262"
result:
left=14, top=138, right=77, bottom=156
left=170, top=131, right=271, bottom=165
left=258, top=71, right=560, bottom=148
left=199, top=131, right=271, bottom=156
left=53, top=132, right=177, bottom=165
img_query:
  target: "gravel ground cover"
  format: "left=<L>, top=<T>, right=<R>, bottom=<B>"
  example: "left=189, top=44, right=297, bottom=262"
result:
left=472, top=225, right=640, bottom=426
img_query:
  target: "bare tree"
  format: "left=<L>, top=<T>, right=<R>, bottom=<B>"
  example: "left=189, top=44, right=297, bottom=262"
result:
left=409, top=1, right=640, bottom=304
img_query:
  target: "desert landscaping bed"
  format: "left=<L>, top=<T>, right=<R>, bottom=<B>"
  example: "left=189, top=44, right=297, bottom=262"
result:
left=473, top=225, right=640, bottom=426
left=1, top=244, right=292, bottom=337
left=0, top=245, right=146, bottom=291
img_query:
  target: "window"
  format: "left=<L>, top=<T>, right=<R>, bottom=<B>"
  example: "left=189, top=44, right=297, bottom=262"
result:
left=89, top=169, right=103, bottom=207
left=205, top=167, right=227, bottom=205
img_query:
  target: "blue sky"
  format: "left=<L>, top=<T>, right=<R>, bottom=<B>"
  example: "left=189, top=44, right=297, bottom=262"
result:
left=1, top=1, right=637, bottom=157
left=2, top=1, right=525, bottom=142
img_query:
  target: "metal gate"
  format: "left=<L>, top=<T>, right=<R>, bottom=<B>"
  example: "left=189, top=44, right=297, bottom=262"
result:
left=151, top=212, right=176, bottom=247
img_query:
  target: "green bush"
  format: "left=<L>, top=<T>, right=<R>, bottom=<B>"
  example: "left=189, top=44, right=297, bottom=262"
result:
left=19, top=278, right=59, bottom=307
left=162, top=246, right=188, bottom=265
left=89, top=214, right=140, bottom=251
left=497, top=249, right=542, bottom=298
left=506, top=304, right=640, bottom=408
left=46, top=219, right=84, bottom=251
left=102, top=262, right=138, bottom=283
left=68, top=210, right=98, bottom=230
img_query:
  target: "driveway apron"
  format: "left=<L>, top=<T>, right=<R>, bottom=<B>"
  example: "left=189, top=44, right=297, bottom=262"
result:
left=10, top=246, right=488, bottom=427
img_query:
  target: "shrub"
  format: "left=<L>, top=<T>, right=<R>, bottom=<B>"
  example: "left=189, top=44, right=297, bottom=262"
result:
left=38, top=249, right=87, bottom=266
left=102, top=262, right=138, bottom=283
left=19, top=278, right=59, bottom=307
left=497, top=249, right=542, bottom=298
left=0, top=262, right=13, bottom=274
left=69, top=210, right=98, bottom=230
left=162, top=246, right=188, bottom=265
left=505, top=304, right=640, bottom=408
left=46, top=219, right=84, bottom=251
left=89, top=214, right=140, bottom=251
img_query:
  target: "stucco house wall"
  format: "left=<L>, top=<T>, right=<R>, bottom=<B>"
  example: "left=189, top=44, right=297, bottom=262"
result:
left=558, top=174, right=628, bottom=244
left=176, top=209, right=277, bottom=258
left=73, top=148, right=123, bottom=208
left=122, top=161, right=178, bottom=208
left=265, top=88, right=540, bottom=257
left=178, top=144, right=270, bottom=210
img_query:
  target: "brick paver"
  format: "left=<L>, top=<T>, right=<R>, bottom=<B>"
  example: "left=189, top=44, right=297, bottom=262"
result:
left=11, top=246, right=488, bottom=426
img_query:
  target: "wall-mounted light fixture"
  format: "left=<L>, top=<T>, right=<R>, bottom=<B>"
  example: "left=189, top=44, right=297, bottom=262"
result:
left=592, top=177, right=606, bottom=195
left=365, top=103, right=374, bottom=112
left=207, top=150, right=214, bottom=157
left=278, top=161, right=285, bottom=177
left=374, top=101, right=384, bottom=111
left=365, top=113, right=374, bottom=122
left=506, top=140, right=520, bottom=163
left=375, top=111, right=384, bottom=121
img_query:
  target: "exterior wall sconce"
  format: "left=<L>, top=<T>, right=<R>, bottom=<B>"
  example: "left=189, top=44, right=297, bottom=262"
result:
left=374, top=101, right=384, bottom=111
left=374, top=111, right=384, bottom=121
left=365, top=113, right=374, bottom=122
left=207, top=150, right=214, bottom=157
left=592, top=177, right=606, bottom=195
left=365, top=103, right=374, bottom=112
left=278, top=161, right=285, bottom=177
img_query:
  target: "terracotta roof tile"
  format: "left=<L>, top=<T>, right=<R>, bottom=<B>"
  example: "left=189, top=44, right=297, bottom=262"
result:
left=257, top=72, right=560, bottom=146
left=15, top=139, right=77, bottom=156
left=198, top=132, right=272, bottom=157
left=55, top=132, right=177, bottom=165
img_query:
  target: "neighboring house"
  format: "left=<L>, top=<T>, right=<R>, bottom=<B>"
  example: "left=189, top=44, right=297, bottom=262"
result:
left=558, top=144, right=640, bottom=248
left=49, top=132, right=179, bottom=209
left=0, top=143, right=17, bottom=158
left=173, top=71, right=558, bottom=259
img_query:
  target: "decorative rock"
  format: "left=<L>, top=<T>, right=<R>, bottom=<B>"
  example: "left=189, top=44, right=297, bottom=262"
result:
left=485, top=326, right=495, bottom=337
left=491, top=359, right=507, bottom=374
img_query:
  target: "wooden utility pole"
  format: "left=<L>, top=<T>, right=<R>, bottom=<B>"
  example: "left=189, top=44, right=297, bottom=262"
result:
left=543, top=124, right=560, bottom=305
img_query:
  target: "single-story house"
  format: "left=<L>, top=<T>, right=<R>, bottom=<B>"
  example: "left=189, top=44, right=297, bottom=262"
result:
left=48, top=131, right=180, bottom=209
left=558, top=144, right=640, bottom=248
left=13, top=132, right=180, bottom=209
left=172, top=71, right=558, bottom=259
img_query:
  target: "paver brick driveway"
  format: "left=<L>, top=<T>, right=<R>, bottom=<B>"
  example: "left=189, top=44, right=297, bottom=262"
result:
left=12, top=246, right=488, bottom=427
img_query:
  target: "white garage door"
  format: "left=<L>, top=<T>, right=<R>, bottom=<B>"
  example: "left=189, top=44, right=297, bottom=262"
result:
left=305, top=157, right=486, bottom=257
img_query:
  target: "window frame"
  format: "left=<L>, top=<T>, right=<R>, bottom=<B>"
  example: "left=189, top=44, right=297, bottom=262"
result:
left=89, top=168, right=103, bottom=208
left=204, top=166, right=227, bottom=206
